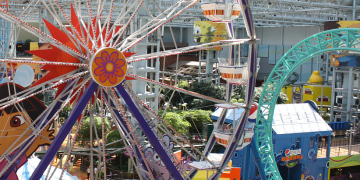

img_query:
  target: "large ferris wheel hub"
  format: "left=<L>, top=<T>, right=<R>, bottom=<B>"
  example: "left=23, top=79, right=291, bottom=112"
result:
left=90, top=48, right=127, bottom=87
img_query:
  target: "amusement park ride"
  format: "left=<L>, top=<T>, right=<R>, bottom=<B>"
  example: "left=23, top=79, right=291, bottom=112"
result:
left=1, top=0, right=359, bottom=179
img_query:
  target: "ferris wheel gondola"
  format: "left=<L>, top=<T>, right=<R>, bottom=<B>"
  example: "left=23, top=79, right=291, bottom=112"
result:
left=201, top=0, right=241, bottom=22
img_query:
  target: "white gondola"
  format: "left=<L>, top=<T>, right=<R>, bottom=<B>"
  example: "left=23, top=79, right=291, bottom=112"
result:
left=218, top=57, right=260, bottom=85
left=201, top=0, right=241, bottom=22
left=212, top=103, right=258, bottom=150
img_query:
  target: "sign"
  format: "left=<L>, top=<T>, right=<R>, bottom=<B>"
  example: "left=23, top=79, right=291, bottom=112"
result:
left=193, top=21, right=228, bottom=43
left=279, top=148, right=303, bottom=168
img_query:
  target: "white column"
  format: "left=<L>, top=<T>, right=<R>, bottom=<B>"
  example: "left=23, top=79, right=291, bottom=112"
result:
left=346, top=67, right=354, bottom=122
left=206, top=50, right=214, bottom=82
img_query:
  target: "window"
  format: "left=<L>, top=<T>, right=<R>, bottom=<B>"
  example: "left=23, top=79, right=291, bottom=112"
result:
left=296, top=138, right=301, bottom=148
left=310, top=137, right=313, bottom=148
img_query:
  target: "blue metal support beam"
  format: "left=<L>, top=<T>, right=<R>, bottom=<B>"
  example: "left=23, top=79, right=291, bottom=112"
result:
left=116, top=84, right=184, bottom=180
left=30, top=80, right=98, bottom=180
left=103, top=90, right=153, bottom=179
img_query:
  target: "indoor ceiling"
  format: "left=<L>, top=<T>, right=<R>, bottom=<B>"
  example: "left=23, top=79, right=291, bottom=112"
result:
left=3, top=0, right=360, bottom=28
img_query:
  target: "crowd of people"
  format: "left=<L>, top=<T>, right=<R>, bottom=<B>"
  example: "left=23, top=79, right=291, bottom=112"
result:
left=86, top=165, right=105, bottom=179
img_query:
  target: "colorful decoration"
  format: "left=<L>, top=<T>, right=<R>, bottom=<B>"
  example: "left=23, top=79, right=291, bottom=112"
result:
left=0, top=0, right=263, bottom=179
left=144, top=135, right=174, bottom=180
left=304, top=175, right=315, bottom=180
left=329, top=154, right=360, bottom=168
left=308, top=149, right=317, bottom=162
left=13, top=65, right=35, bottom=87
left=193, top=21, right=227, bottom=43
left=0, top=83, right=54, bottom=179
left=307, top=71, right=323, bottom=84
left=90, top=48, right=127, bottom=87
left=301, top=164, right=310, bottom=180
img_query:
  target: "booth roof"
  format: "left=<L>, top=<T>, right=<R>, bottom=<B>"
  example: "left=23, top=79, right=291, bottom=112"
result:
left=272, top=103, right=332, bottom=135
left=211, top=103, right=332, bottom=135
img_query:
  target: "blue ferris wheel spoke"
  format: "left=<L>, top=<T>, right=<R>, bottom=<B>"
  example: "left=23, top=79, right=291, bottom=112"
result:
left=115, top=84, right=184, bottom=180
left=102, top=90, right=154, bottom=179
left=187, top=83, right=233, bottom=179
left=30, top=80, right=98, bottom=180
left=209, top=41, right=258, bottom=180
left=239, top=0, right=256, bottom=39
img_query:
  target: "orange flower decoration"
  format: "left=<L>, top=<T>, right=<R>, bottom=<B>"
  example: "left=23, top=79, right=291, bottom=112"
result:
left=94, top=51, right=125, bottom=84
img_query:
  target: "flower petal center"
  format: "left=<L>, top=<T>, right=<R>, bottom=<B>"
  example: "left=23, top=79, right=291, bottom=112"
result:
left=106, top=63, right=114, bottom=72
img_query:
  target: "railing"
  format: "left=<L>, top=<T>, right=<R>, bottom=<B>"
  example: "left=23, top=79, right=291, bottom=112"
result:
left=315, top=136, right=360, bottom=150
left=318, top=144, right=360, bottom=158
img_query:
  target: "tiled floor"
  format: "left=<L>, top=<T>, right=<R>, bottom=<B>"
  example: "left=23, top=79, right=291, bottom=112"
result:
left=50, top=133, right=88, bottom=180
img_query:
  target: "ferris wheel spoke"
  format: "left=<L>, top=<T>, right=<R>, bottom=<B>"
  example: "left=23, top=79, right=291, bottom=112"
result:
left=0, top=59, right=89, bottom=67
left=0, top=70, right=79, bottom=111
left=17, top=0, right=41, bottom=20
left=102, top=0, right=115, bottom=46
left=30, top=80, right=98, bottom=180
left=116, top=84, right=184, bottom=180
left=126, top=40, right=247, bottom=63
left=109, top=0, right=143, bottom=48
left=126, top=73, right=244, bottom=108
left=124, top=87, right=213, bottom=162
left=0, top=8, right=89, bottom=61
left=0, top=79, right=82, bottom=178
left=0, top=70, right=88, bottom=109
left=120, top=85, right=216, bottom=178
left=52, top=1, right=88, bottom=47
left=103, top=91, right=155, bottom=180
left=40, top=0, right=78, bottom=48
left=118, top=0, right=199, bottom=52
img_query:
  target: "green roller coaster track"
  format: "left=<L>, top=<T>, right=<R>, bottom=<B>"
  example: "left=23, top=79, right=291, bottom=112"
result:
left=254, top=28, right=360, bottom=179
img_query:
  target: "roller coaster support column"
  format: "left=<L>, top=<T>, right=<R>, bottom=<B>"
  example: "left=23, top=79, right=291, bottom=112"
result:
left=251, top=134, right=267, bottom=178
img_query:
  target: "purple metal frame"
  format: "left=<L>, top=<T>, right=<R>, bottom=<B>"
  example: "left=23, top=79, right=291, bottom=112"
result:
left=116, top=84, right=184, bottom=180
left=30, top=80, right=98, bottom=180
left=209, top=42, right=257, bottom=180
left=103, top=90, right=153, bottom=179
left=188, top=83, right=233, bottom=178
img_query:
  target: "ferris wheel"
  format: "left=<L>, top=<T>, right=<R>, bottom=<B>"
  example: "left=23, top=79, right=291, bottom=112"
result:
left=0, top=0, right=262, bottom=179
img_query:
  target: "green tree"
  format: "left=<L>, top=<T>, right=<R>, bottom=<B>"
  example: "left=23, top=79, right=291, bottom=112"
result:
left=59, top=105, right=71, bottom=119
left=185, top=81, right=225, bottom=111
left=252, top=83, right=288, bottom=104
left=162, top=80, right=190, bottom=108
left=76, top=116, right=110, bottom=147
left=180, top=110, right=212, bottom=134
left=163, top=112, right=191, bottom=135
left=106, top=129, right=124, bottom=148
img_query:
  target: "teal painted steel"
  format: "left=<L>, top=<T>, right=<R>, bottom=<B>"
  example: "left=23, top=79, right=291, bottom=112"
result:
left=254, top=28, right=360, bottom=179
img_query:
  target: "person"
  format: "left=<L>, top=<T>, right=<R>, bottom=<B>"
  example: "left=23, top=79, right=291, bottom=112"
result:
left=101, top=165, right=105, bottom=178
left=87, top=167, right=91, bottom=179
left=94, top=166, right=98, bottom=178
left=99, top=165, right=102, bottom=179
left=0, top=83, right=54, bottom=179
left=346, top=172, right=352, bottom=180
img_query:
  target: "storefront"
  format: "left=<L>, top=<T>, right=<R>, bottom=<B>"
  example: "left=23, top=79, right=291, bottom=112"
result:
left=227, top=103, right=333, bottom=180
